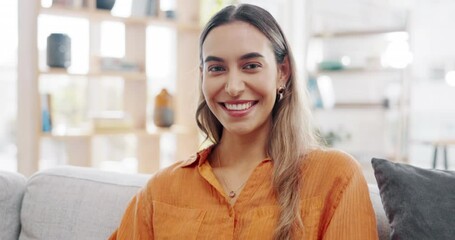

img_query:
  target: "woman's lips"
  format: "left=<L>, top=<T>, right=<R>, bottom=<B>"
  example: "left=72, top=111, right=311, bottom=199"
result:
left=219, top=100, right=258, bottom=117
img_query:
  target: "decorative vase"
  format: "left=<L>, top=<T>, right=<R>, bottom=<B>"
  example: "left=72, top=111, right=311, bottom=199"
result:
left=46, top=33, right=71, bottom=68
left=153, top=89, right=174, bottom=128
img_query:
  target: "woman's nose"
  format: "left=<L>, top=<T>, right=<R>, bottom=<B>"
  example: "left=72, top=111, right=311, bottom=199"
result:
left=225, top=71, right=245, bottom=97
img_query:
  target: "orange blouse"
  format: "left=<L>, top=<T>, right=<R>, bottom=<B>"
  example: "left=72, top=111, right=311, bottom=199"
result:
left=109, top=146, right=378, bottom=240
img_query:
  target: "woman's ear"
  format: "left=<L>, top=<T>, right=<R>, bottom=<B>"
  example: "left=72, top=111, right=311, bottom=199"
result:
left=278, top=56, right=291, bottom=86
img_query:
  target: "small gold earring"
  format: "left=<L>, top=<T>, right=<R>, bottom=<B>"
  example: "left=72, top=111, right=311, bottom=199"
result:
left=277, top=86, right=286, bottom=100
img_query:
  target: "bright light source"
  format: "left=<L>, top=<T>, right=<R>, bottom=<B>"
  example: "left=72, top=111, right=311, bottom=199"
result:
left=100, top=21, right=125, bottom=58
left=41, top=0, right=52, bottom=8
left=341, top=56, right=351, bottom=66
left=317, top=76, right=335, bottom=109
left=384, top=32, right=409, bottom=41
left=381, top=40, right=413, bottom=69
left=307, top=41, right=324, bottom=72
left=111, top=0, right=132, bottom=17
left=146, top=26, right=177, bottom=93
left=160, top=0, right=176, bottom=11
left=445, top=71, right=455, bottom=87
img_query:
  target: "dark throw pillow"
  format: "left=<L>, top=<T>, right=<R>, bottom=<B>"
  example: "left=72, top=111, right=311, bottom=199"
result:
left=372, top=158, right=455, bottom=240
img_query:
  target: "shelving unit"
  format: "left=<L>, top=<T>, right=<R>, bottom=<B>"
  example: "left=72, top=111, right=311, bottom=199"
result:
left=18, top=0, right=202, bottom=176
left=307, top=29, right=411, bottom=161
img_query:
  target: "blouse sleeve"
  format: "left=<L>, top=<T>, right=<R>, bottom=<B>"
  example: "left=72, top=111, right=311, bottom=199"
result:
left=322, top=162, right=379, bottom=240
left=108, top=185, right=154, bottom=240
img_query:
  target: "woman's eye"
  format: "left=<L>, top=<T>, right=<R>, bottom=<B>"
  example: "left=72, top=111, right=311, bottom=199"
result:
left=244, top=63, right=261, bottom=70
left=208, top=66, right=225, bottom=72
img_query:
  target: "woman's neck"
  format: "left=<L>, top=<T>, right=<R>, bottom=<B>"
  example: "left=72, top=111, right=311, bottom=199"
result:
left=216, top=122, right=270, bottom=168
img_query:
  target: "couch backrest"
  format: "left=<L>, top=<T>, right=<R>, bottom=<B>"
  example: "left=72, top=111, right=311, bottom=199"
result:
left=9, top=166, right=390, bottom=240
left=18, top=166, right=150, bottom=240
left=0, top=170, right=27, bottom=240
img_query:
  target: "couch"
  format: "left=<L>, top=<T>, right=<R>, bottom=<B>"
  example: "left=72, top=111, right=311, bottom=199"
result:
left=0, top=166, right=391, bottom=240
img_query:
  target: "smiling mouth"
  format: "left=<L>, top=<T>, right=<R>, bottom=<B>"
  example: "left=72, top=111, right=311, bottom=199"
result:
left=222, top=101, right=258, bottom=111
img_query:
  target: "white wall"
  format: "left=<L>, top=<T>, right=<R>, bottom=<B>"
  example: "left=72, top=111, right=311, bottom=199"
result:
left=0, top=1, right=18, bottom=171
left=407, top=0, right=455, bottom=168
left=410, top=0, right=455, bottom=80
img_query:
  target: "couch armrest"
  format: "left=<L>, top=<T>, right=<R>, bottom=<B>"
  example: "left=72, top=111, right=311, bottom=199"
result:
left=19, top=166, right=150, bottom=240
left=0, top=170, right=27, bottom=240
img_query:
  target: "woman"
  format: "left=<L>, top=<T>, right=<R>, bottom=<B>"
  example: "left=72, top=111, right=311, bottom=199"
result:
left=110, top=4, right=378, bottom=240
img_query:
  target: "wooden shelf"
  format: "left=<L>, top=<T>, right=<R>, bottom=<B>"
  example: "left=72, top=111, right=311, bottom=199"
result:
left=314, top=68, right=401, bottom=75
left=91, top=71, right=147, bottom=80
left=178, top=22, right=202, bottom=31
left=41, top=124, right=191, bottom=139
left=333, top=102, right=386, bottom=109
left=312, top=29, right=406, bottom=38
left=40, top=6, right=92, bottom=19
left=40, top=6, right=200, bottom=30
left=40, top=68, right=147, bottom=80
left=314, top=102, right=387, bottom=111
left=411, top=139, right=455, bottom=146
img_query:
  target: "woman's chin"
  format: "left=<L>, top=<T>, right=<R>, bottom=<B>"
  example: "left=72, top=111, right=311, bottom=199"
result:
left=223, top=124, right=254, bottom=136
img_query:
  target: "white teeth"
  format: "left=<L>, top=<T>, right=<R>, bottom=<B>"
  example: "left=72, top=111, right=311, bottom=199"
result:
left=225, top=102, right=253, bottom=111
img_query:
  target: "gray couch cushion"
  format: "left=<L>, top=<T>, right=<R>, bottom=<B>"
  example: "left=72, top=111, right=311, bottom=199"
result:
left=19, top=166, right=150, bottom=240
left=0, top=170, right=27, bottom=240
left=372, top=158, right=455, bottom=240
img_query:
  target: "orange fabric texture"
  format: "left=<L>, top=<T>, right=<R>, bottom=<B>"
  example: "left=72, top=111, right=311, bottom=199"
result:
left=109, top=146, right=378, bottom=240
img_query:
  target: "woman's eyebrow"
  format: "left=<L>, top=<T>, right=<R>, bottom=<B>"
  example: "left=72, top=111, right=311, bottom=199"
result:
left=204, top=56, right=224, bottom=63
left=204, top=52, right=264, bottom=63
left=239, top=52, right=264, bottom=60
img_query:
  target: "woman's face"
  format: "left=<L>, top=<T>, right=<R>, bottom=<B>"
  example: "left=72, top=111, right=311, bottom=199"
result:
left=201, top=21, right=289, bottom=136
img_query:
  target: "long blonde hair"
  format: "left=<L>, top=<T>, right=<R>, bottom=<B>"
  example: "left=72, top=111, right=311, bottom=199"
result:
left=196, top=4, right=320, bottom=239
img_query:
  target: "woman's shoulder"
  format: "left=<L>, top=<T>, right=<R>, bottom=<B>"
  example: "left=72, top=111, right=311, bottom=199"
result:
left=300, top=148, right=366, bottom=199
left=305, top=148, right=360, bottom=167
left=143, top=147, right=211, bottom=194
left=147, top=155, right=198, bottom=184
left=302, top=148, right=362, bottom=180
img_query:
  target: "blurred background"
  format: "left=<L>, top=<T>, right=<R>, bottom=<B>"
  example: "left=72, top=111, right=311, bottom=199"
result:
left=2, top=0, right=455, bottom=183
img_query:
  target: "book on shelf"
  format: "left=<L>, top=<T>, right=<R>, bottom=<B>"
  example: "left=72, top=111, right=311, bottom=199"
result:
left=98, top=57, right=141, bottom=72
left=41, top=93, right=53, bottom=133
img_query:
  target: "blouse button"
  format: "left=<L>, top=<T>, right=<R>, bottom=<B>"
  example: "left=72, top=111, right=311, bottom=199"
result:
left=228, top=208, right=235, bottom=217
